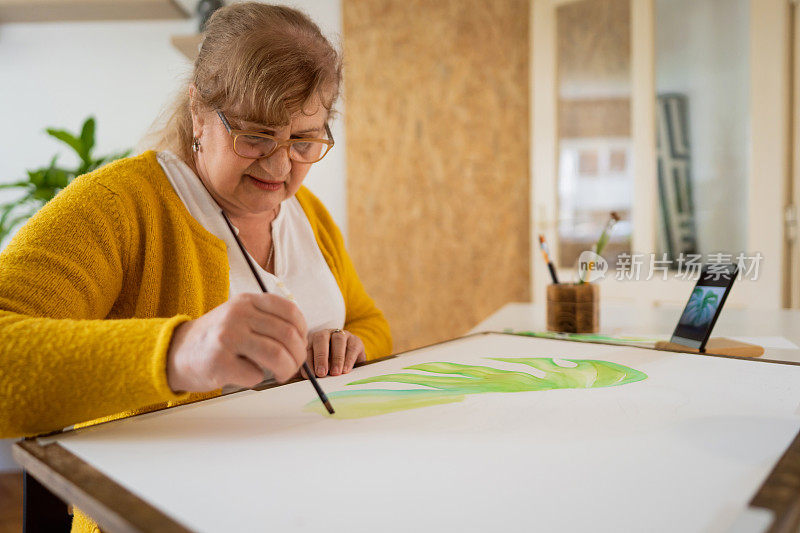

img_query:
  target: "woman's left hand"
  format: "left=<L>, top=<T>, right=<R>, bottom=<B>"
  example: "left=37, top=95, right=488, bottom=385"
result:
left=305, top=328, right=366, bottom=377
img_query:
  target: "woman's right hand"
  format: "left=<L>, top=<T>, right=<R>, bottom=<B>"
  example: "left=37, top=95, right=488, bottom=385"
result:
left=166, top=293, right=308, bottom=392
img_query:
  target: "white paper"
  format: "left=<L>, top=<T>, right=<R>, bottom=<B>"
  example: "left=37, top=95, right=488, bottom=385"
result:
left=53, top=333, right=800, bottom=532
left=729, top=336, right=800, bottom=350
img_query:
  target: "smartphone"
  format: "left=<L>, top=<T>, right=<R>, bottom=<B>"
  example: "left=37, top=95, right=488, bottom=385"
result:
left=670, top=263, right=738, bottom=352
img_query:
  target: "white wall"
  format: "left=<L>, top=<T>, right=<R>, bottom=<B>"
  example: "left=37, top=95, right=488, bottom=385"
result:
left=655, top=0, right=749, bottom=255
left=0, top=0, right=344, bottom=471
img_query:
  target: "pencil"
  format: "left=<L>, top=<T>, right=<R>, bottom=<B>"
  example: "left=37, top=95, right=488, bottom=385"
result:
left=538, top=234, right=560, bottom=284
left=220, top=210, right=335, bottom=415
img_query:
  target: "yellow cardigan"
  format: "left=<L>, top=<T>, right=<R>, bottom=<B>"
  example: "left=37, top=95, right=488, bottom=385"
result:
left=0, top=151, right=392, bottom=531
left=0, top=151, right=391, bottom=529
left=0, top=150, right=391, bottom=436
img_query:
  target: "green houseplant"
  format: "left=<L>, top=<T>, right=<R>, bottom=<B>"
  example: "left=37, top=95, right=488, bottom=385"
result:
left=0, top=117, right=130, bottom=243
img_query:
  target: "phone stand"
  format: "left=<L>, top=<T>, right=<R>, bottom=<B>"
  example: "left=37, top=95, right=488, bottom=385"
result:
left=654, top=337, right=764, bottom=358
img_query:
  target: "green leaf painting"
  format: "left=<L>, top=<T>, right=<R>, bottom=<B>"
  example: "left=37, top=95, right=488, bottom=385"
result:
left=505, top=329, right=662, bottom=345
left=304, top=357, right=647, bottom=419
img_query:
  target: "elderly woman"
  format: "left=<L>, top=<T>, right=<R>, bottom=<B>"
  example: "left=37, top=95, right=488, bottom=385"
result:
left=0, top=4, right=391, bottom=528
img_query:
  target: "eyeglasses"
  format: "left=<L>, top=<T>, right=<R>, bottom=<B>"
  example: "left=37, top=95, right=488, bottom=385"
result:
left=216, top=110, right=334, bottom=164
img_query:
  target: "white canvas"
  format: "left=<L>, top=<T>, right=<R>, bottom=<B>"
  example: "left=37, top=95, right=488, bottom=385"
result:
left=51, top=333, right=800, bottom=532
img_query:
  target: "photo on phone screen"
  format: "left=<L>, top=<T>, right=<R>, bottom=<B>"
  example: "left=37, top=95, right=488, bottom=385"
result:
left=670, top=264, right=738, bottom=351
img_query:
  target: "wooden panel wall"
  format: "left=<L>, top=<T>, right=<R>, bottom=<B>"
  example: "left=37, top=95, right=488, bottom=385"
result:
left=556, top=0, right=630, bottom=94
left=558, top=98, right=630, bottom=138
left=556, top=0, right=631, bottom=140
left=343, top=0, right=530, bottom=352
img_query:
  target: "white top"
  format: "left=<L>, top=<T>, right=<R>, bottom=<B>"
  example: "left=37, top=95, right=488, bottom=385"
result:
left=156, top=151, right=345, bottom=336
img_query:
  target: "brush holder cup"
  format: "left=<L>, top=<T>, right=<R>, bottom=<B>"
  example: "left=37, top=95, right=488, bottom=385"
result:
left=546, top=283, right=599, bottom=334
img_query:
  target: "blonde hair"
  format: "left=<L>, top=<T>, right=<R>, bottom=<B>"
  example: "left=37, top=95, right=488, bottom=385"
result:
left=146, top=2, right=341, bottom=162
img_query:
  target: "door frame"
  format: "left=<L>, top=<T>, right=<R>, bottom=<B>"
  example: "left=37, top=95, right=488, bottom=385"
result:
left=789, top=0, right=800, bottom=308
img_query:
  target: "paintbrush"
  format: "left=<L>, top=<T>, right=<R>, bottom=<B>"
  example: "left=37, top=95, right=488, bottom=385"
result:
left=221, top=210, right=335, bottom=415
left=593, top=211, right=620, bottom=257
left=538, top=234, right=560, bottom=284
left=578, top=211, right=620, bottom=285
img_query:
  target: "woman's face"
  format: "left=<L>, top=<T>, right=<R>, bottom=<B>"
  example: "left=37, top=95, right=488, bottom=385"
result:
left=190, top=95, right=329, bottom=218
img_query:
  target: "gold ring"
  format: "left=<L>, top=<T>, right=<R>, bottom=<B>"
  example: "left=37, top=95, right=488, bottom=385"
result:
left=330, top=328, right=343, bottom=334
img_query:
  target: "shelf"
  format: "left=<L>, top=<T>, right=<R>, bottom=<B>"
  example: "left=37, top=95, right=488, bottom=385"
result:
left=171, top=33, right=202, bottom=60
left=0, top=0, right=189, bottom=23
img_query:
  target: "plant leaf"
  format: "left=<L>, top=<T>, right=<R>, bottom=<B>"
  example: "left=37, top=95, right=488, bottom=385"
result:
left=0, top=181, right=33, bottom=190
left=76, top=162, right=92, bottom=176
left=10, top=191, right=43, bottom=210
left=45, top=128, right=84, bottom=157
left=26, top=169, right=45, bottom=187
left=0, top=204, right=39, bottom=243
left=1, top=211, right=36, bottom=236
left=79, top=117, right=96, bottom=157
left=32, top=188, right=58, bottom=202
left=1, top=118, right=132, bottom=240
left=42, top=163, right=72, bottom=190
left=0, top=203, right=17, bottom=230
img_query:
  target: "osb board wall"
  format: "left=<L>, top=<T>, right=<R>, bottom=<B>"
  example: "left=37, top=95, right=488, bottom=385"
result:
left=555, top=0, right=631, bottom=267
left=557, top=0, right=630, bottom=138
left=559, top=98, right=630, bottom=138
left=556, top=0, right=630, bottom=96
left=342, top=0, right=530, bottom=352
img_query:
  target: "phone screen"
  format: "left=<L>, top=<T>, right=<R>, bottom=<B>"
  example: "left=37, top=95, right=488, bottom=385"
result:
left=670, top=264, right=738, bottom=351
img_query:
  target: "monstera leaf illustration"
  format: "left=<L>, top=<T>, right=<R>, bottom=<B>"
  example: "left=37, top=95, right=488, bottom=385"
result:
left=305, top=358, right=647, bottom=419
left=683, top=288, right=720, bottom=327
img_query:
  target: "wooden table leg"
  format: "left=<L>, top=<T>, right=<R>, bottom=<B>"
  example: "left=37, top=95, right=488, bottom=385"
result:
left=23, top=471, right=71, bottom=533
